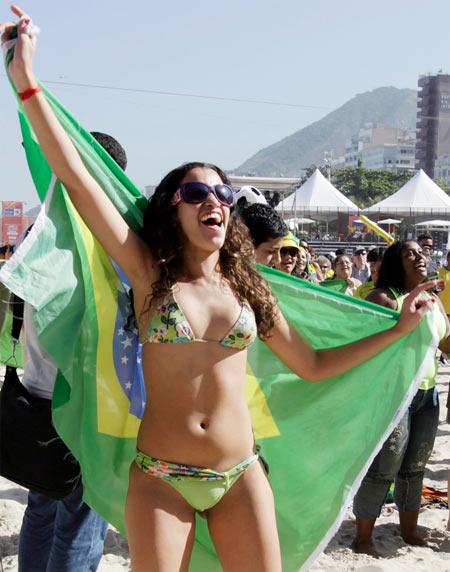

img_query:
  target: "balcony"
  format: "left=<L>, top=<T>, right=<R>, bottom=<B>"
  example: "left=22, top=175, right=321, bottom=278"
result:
left=418, top=80, right=431, bottom=93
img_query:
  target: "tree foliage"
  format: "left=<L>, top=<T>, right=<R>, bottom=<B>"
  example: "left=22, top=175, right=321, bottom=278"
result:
left=332, top=165, right=412, bottom=209
left=434, top=178, right=450, bottom=194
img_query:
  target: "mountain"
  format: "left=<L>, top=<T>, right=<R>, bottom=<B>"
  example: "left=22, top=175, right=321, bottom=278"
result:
left=234, top=87, right=417, bottom=177
left=25, top=205, right=40, bottom=217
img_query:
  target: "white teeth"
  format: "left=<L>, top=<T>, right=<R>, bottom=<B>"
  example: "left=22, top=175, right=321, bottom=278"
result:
left=200, top=212, right=222, bottom=224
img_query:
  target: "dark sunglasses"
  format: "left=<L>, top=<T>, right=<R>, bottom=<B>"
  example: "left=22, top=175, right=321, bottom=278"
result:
left=280, top=247, right=299, bottom=257
left=171, top=182, right=235, bottom=207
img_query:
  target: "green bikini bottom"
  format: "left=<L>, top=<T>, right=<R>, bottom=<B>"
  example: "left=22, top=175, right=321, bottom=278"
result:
left=135, top=449, right=259, bottom=512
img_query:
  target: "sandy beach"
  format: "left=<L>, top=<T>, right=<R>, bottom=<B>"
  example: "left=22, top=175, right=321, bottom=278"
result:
left=1, top=369, right=448, bottom=571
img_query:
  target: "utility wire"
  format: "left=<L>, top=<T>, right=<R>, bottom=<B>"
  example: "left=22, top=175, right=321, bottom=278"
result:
left=35, top=78, right=333, bottom=111
left=44, top=85, right=284, bottom=126
left=40, top=80, right=449, bottom=121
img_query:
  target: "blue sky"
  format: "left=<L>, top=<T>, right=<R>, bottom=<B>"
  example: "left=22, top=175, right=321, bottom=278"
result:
left=1, top=0, right=449, bottom=207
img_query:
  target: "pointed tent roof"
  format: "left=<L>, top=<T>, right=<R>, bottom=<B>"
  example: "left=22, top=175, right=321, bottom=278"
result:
left=366, top=169, right=450, bottom=213
left=276, top=169, right=359, bottom=213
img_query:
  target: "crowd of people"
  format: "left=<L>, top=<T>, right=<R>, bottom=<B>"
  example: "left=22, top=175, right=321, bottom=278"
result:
left=0, top=6, right=449, bottom=571
left=241, top=203, right=450, bottom=556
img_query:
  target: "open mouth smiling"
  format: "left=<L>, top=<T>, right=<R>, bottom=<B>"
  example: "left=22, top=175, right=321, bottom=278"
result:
left=414, top=260, right=426, bottom=271
left=200, top=212, right=223, bottom=228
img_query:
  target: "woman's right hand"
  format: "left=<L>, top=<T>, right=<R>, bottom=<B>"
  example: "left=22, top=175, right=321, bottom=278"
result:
left=0, top=5, right=37, bottom=91
left=2, top=5, right=155, bottom=294
left=395, top=280, right=441, bottom=335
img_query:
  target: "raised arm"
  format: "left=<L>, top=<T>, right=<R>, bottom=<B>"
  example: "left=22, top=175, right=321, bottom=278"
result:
left=264, top=281, right=436, bottom=382
left=1, top=6, right=155, bottom=286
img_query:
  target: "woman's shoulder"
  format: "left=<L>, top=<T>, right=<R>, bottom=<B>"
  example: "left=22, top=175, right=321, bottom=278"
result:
left=366, top=287, right=398, bottom=309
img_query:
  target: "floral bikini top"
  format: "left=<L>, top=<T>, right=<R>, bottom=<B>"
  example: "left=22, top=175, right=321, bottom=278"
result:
left=145, top=291, right=257, bottom=350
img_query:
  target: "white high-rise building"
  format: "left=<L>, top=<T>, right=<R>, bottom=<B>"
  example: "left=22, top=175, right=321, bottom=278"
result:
left=341, top=123, right=416, bottom=172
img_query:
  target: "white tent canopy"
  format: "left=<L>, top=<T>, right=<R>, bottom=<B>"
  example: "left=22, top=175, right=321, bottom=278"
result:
left=366, top=170, right=450, bottom=214
left=276, top=169, right=359, bottom=214
left=415, top=219, right=450, bottom=227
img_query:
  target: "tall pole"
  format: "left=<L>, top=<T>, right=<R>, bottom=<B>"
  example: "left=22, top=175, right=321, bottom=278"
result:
left=324, top=151, right=332, bottom=181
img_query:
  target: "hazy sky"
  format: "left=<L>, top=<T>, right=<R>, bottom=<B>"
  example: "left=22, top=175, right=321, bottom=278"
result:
left=1, top=0, right=449, bottom=208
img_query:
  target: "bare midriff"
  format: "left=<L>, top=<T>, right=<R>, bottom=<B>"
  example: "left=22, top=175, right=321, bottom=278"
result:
left=137, top=341, right=255, bottom=472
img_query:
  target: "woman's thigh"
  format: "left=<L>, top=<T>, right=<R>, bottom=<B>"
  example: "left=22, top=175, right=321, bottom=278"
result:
left=367, top=411, right=410, bottom=479
left=125, top=463, right=196, bottom=572
left=400, top=388, right=440, bottom=475
left=206, top=461, right=282, bottom=572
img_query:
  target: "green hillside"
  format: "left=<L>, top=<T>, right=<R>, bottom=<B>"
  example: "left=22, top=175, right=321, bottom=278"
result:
left=235, top=87, right=417, bottom=176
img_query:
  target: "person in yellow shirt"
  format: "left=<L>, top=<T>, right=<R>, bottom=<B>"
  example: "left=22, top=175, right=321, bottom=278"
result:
left=354, top=248, right=386, bottom=300
left=316, top=255, right=334, bottom=280
left=438, top=250, right=450, bottom=316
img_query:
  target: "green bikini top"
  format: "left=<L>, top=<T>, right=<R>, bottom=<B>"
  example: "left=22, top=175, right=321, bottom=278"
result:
left=145, top=291, right=257, bottom=350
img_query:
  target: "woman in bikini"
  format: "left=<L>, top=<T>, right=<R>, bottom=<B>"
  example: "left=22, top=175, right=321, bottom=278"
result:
left=0, top=8, right=437, bottom=570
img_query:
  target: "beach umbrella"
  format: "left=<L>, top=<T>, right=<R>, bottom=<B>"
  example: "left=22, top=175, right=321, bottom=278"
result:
left=415, top=220, right=450, bottom=227
left=284, top=217, right=315, bottom=232
left=378, top=218, right=402, bottom=234
left=378, top=218, right=402, bottom=224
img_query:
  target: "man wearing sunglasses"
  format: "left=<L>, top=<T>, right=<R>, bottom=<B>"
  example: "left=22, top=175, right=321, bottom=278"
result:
left=239, top=204, right=288, bottom=267
left=352, top=248, right=370, bottom=283
left=275, top=234, right=301, bottom=275
left=417, top=233, right=438, bottom=274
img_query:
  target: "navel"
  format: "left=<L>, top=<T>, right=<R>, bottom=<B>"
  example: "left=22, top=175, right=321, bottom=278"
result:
left=200, top=419, right=209, bottom=430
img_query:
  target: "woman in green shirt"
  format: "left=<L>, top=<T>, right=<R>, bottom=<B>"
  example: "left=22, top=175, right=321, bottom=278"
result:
left=352, top=240, right=449, bottom=555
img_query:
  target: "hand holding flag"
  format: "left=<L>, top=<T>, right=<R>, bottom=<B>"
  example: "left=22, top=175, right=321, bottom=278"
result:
left=395, top=280, right=440, bottom=335
left=1, top=5, right=38, bottom=91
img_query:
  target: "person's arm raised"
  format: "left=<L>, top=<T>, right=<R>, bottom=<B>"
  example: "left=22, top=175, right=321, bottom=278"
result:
left=1, top=7, right=155, bottom=285
left=264, top=281, right=435, bottom=383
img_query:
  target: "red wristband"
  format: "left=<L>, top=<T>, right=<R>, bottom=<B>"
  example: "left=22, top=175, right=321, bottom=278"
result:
left=18, top=86, right=41, bottom=102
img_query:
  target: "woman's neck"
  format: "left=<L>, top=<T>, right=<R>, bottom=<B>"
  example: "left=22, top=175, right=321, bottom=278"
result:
left=180, top=248, right=221, bottom=283
left=401, top=276, right=422, bottom=294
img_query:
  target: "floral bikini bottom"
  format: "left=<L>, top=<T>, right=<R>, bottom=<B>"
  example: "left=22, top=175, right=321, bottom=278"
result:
left=135, top=449, right=259, bottom=512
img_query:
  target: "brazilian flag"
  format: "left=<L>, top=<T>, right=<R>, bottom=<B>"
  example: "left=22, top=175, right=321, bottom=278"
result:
left=0, top=51, right=437, bottom=571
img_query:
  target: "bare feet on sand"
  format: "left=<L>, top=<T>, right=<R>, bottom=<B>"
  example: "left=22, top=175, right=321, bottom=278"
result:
left=351, top=539, right=380, bottom=558
left=401, top=532, right=429, bottom=547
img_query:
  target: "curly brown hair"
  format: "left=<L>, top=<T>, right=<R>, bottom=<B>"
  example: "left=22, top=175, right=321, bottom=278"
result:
left=140, top=162, right=277, bottom=338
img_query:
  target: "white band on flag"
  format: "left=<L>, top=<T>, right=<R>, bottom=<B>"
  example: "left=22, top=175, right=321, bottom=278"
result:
left=20, top=16, right=40, bottom=39
left=1, top=17, right=40, bottom=56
